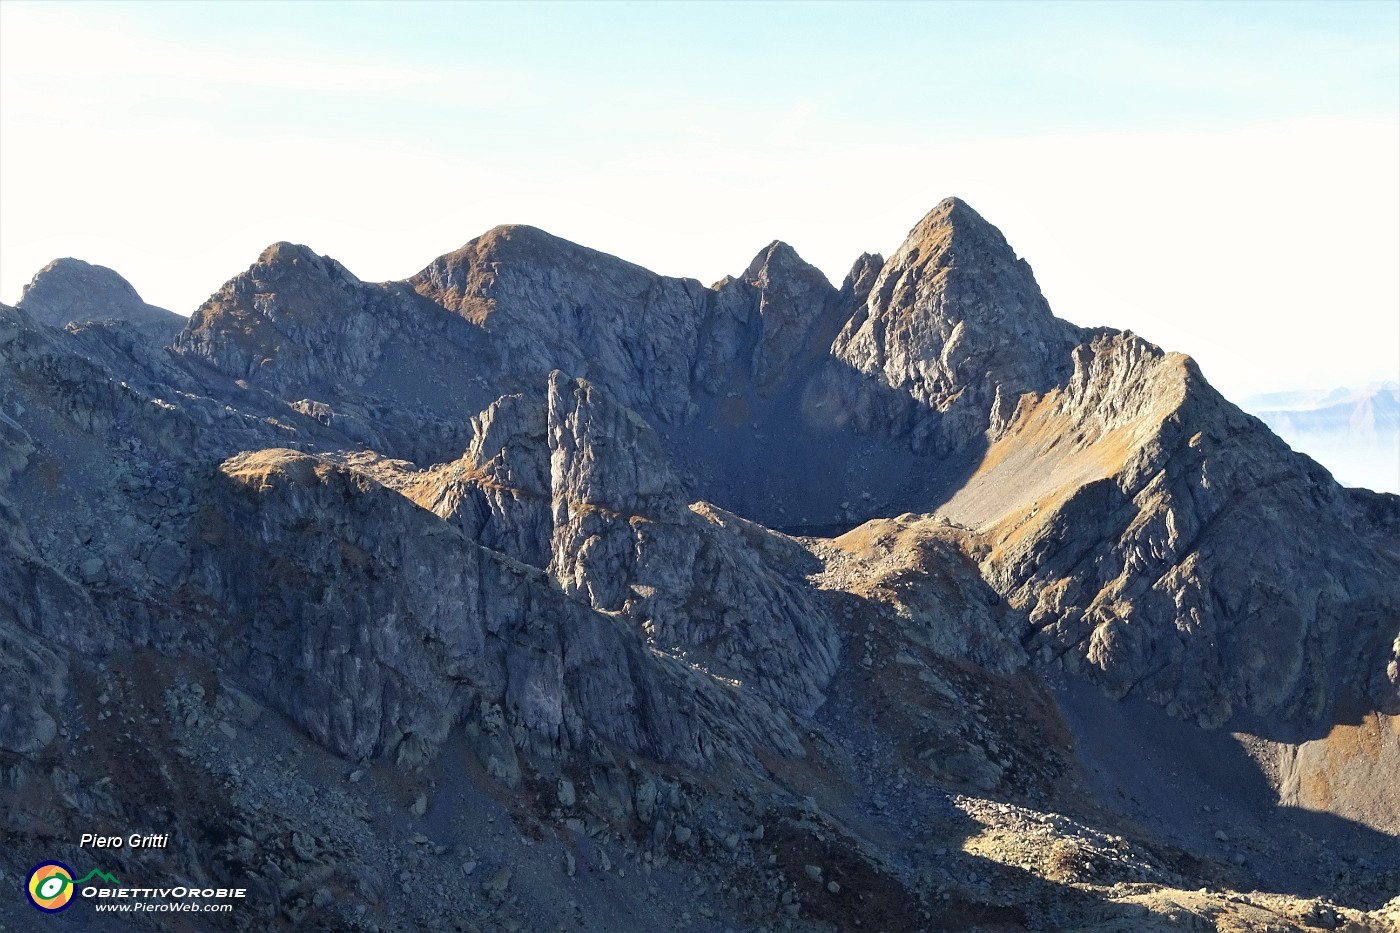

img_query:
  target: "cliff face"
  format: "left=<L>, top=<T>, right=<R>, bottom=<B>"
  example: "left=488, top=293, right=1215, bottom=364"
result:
left=830, top=198, right=1083, bottom=447
left=2, top=198, right=1398, bottom=932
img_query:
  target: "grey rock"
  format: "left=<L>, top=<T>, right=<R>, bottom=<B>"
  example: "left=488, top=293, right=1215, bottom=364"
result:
left=831, top=198, right=1081, bottom=454
left=144, top=538, right=189, bottom=588
left=487, top=866, right=512, bottom=893
left=1, top=198, right=1397, bottom=933
left=634, top=776, right=658, bottom=825
left=78, top=557, right=107, bottom=584
left=17, top=257, right=185, bottom=337
left=0, top=619, right=66, bottom=755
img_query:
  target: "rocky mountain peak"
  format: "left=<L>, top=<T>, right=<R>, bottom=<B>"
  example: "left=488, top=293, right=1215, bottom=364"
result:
left=4, top=200, right=1400, bottom=932
left=830, top=198, right=1082, bottom=452
left=883, top=196, right=1046, bottom=306
left=251, top=241, right=361, bottom=286
left=427, top=222, right=652, bottom=282
left=472, top=222, right=571, bottom=258
left=839, top=251, right=885, bottom=305
left=22, top=256, right=140, bottom=306
left=894, top=196, right=1026, bottom=268
left=907, top=194, right=990, bottom=237
left=741, top=240, right=827, bottom=287
left=175, top=241, right=394, bottom=393
left=409, top=223, right=662, bottom=329
left=258, top=240, right=309, bottom=265
left=17, top=257, right=183, bottom=331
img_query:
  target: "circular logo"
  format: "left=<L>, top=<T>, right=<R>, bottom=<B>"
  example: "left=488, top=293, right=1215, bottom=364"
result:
left=27, top=862, right=75, bottom=912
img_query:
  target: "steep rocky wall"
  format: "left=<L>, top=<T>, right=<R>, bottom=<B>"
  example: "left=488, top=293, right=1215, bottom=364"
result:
left=192, top=447, right=811, bottom=774
left=940, top=331, right=1400, bottom=727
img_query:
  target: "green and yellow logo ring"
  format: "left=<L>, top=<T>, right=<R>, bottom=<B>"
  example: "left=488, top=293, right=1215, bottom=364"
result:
left=27, top=861, right=76, bottom=912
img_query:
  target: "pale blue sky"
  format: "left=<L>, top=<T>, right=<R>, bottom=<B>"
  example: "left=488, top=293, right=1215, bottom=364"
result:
left=2, top=0, right=1397, bottom=401
left=15, top=2, right=1395, bottom=141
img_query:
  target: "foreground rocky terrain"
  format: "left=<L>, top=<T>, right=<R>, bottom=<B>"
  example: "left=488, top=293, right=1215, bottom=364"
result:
left=1, top=199, right=1397, bottom=932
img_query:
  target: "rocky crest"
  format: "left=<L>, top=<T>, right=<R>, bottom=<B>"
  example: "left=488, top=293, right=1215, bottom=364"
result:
left=937, top=331, right=1399, bottom=727
left=831, top=197, right=1083, bottom=447
left=18, top=257, right=185, bottom=336
left=2, top=198, right=1398, bottom=932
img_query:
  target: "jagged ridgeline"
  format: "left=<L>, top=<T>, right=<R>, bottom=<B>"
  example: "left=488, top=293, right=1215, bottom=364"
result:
left=2, top=199, right=1397, bottom=932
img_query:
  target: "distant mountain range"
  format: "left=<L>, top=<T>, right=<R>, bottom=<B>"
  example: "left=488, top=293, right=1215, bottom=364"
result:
left=1242, top=382, right=1399, bottom=493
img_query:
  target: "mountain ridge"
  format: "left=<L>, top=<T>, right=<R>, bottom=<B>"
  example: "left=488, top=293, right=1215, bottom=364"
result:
left=3, top=198, right=1397, bottom=931
left=96, top=200, right=1400, bottom=731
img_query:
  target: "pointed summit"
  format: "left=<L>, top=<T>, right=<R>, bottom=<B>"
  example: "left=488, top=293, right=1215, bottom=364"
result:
left=915, top=195, right=991, bottom=229
left=726, top=240, right=842, bottom=388
left=741, top=240, right=830, bottom=289
left=861, top=195, right=1072, bottom=337
left=839, top=251, right=885, bottom=307
left=182, top=241, right=363, bottom=346
left=891, top=196, right=1022, bottom=273
left=831, top=198, right=1083, bottom=442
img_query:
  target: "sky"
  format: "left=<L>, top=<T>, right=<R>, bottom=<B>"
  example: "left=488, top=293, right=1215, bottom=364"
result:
left=1, top=0, right=1397, bottom=406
